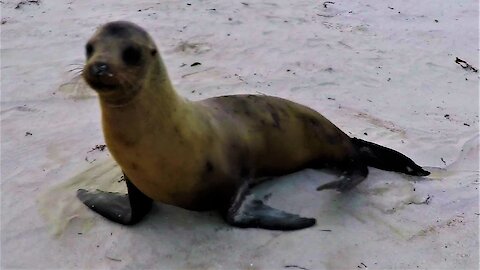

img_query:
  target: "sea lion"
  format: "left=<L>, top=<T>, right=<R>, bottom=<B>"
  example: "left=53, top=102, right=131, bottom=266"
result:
left=77, top=21, right=430, bottom=230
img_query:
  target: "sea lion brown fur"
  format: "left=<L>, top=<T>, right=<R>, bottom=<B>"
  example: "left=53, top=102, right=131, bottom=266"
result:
left=77, top=21, right=430, bottom=230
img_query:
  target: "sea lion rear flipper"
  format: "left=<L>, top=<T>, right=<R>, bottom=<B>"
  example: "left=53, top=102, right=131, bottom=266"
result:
left=224, top=182, right=316, bottom=230
left=77, top=174, right=152, bottom=225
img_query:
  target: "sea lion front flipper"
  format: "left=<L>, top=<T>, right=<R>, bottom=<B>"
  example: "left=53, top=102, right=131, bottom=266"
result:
left=317, top=161, right=369, bottom=192
left=224, top=182, right=316, bottom=230
left=77, top=174, right=152, bottom=225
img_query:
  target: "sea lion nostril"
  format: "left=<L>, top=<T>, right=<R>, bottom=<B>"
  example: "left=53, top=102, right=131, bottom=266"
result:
left=91, top=62, right=110, bottom=76
left=98, top=64, right=108, bottom=71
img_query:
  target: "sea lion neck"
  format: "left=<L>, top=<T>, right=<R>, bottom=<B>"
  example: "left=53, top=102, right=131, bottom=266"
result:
left=99, top=56, right=190, bottom=147
left=98, top=56, right=180, bottom=109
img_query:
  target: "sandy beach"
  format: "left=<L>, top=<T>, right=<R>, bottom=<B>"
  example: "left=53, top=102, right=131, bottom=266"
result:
left=1, top=0, right=478, bottom=269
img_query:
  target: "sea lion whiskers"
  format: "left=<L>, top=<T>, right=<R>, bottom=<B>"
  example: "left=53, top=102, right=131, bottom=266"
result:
left=67, top=67, right=83, bottom=72
left=68, top=70, right=84, bottom=77
left=67, top=63, right=84, bottom=74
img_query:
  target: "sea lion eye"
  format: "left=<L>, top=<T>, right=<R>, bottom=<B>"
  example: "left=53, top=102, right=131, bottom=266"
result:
left=122, top=46, right=141, bottom=66
left=86, top=43, right=94, bottom=58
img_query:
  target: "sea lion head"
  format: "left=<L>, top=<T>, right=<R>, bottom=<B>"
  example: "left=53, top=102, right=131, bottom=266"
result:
left=83, top=21, right=159, bottom=104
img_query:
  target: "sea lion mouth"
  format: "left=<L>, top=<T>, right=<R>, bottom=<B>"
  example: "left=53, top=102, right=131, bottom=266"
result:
left=86, top=78, right=119, bottom=92
left=83, top=68, right=120, bottom=92
left=83, top=68, right=141, bottom=106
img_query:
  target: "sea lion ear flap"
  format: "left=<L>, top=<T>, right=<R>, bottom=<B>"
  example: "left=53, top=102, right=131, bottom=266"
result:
left=150, top=47, right=157, bottom=56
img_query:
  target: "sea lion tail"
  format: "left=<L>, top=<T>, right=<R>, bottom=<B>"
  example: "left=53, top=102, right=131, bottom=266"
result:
left=351, top=138, right=430, bottom=176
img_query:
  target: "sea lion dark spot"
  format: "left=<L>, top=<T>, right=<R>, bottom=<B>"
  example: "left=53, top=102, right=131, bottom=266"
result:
left=298, top=114, right=322, bottom=130
left=278, top=107, right=289, bottom=117
left=235, top=98, right=249, bottom=114
left=101, top=22, right=150, bottom=41
left=205, top=160, right=214, bottom=173
left=271, top=111, right=281, bottom=129
left=327, top=134, right=341, bottom=144
left=122, top=46, right=142, bottom=66
left=266, top=103, right=282, bottom=129
left=240, top=166, right=250, bottom=178
left=229, top=143, right=236, bottom=149
left=86, top=43, right=94, bottom=58
left=306, top=116, right=320, bottom=127
left=173, top=126, right=180, bottom=134
left=104, top=23, right=131, bottom=38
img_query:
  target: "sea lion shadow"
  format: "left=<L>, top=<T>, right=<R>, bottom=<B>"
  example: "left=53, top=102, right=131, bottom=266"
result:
left=130, top=169, right=344, bottom=237
left=126, top=204, right=238, bottom=253
left=134, top=202, right=227, bottom=233
left=121, top=168, right=423, bottom=246
left=247, top=168, right=372, bottom=221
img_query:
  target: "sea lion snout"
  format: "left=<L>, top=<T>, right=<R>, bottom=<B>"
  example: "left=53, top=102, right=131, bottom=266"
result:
left=90, top=62, right=111, bottom=77
left=83, top=60, right=119, bottom=91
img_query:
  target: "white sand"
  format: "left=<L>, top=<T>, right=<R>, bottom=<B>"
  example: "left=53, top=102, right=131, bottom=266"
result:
left=1, top=0, right=478, bottom=269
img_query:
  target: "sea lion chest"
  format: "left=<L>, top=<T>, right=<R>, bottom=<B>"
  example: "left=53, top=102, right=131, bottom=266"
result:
left=102, top=115, right=206, bottom=206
